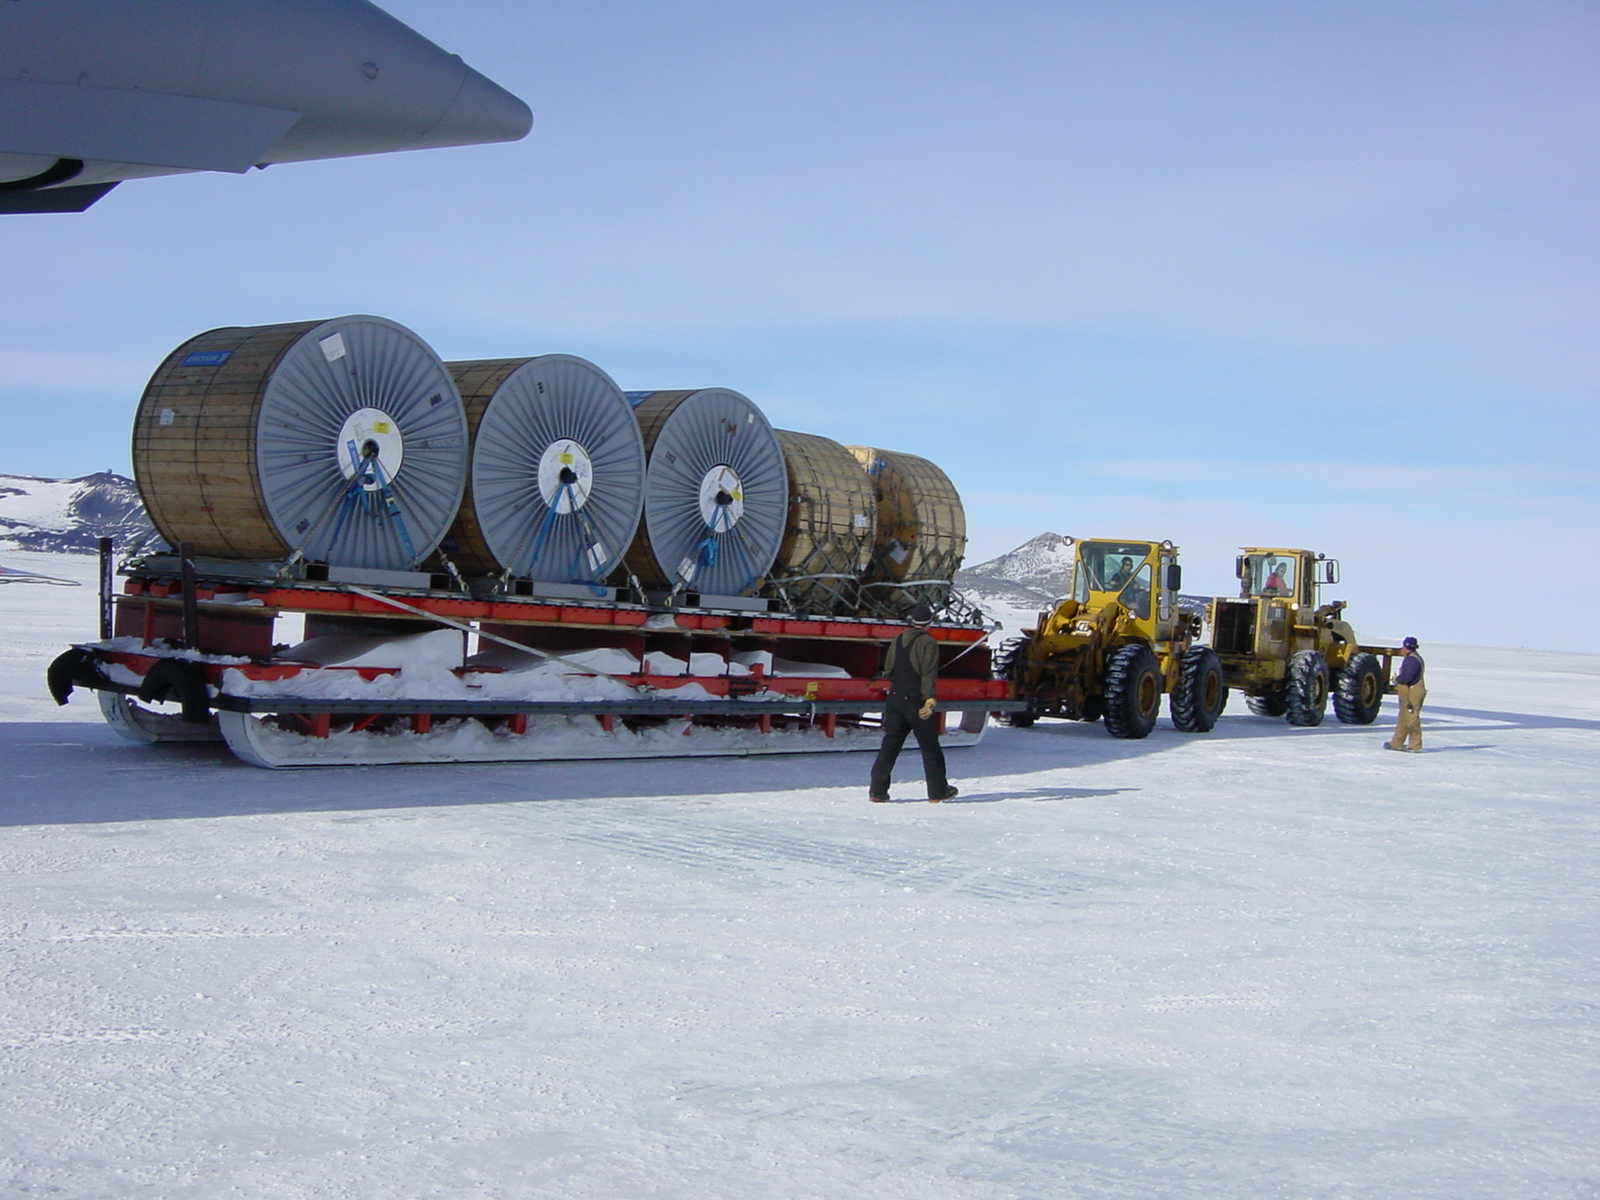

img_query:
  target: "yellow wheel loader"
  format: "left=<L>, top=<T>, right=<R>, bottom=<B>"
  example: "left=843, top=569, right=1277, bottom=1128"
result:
left=995, top=538, right=1225, bottom=739
left=1208, top=548, right=1400, bottom=727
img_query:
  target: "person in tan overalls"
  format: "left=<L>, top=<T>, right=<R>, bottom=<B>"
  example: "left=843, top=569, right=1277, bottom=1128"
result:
left=1386, top=636, right=1426, bottom=752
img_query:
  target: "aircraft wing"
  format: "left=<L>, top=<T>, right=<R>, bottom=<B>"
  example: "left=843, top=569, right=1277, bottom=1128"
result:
left=0, top=0, right=532, bottom=212
left=0, top=79, right=303, bottom=173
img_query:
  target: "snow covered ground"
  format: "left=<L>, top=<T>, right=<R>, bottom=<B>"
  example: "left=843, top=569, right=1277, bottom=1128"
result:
left=3, top=551, right=1598, bottom=1198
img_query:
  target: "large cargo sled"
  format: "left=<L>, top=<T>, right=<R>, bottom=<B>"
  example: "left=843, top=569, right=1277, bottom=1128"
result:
left=49, top=548, right=1014, bottom=769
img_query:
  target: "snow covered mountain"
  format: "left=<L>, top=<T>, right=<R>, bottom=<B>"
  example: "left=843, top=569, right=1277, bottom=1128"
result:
left=959, top=531, right=1075, bottom=606
left=0, top=471, right=156, bottom=554
left=954, top=532, right=1074, bottom=631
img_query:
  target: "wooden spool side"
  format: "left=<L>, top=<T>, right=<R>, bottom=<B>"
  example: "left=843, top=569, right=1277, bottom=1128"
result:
left=847, top=445, right=968, bottom=614
left=615, top=390, right=697, bottom=589
left=133, top=321, right=322, bottom=560
left=439, top=358, right=535, bottom=576
left=772, top=429, right=875, bottom=613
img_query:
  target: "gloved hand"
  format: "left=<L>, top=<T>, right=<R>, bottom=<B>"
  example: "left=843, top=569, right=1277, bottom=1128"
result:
left=918, top=698, right=937, bottom=721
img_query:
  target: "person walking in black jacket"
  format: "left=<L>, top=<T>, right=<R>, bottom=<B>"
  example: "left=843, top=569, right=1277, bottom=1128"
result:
left=869, top=602, right=959, bottom=803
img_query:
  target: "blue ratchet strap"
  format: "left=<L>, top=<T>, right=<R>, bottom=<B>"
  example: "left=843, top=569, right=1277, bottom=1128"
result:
left=717, top=503, right=762, bottom=594
left=367, top=455, right=420, bottom=565
left=326, top=440, right=371, bottom=549
left=564, top=497, right=614, bottom=595
left=691, top=502, right=729, bottom=580
left=523, top=480, right=574, bottom=577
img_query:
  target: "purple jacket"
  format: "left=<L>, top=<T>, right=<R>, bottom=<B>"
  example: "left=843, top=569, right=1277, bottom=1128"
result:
left=1396, top=654, right=1424, bottom=687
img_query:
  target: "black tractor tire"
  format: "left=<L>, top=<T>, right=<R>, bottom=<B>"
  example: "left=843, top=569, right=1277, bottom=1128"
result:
left=1102, top=643, right=1162, bottom=739
left=993, top=634, right=1039, bottom=727
left=1285, top=649, right=1330, bottom=727
left=1170, top=646, right=1227, bottom=733
left=993, top=634, right=1031, bottom=678
left=1245, top=689, right=1288, bottom=718
left=1333, top=651, right=1384, bottom=725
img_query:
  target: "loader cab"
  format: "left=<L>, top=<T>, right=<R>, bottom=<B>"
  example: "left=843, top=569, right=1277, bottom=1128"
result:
left=1242, top=554, right=1304, bottom=604
left=1238, top=549, right=1337, bottom=609
left=1073, top=539, right=1181, bottom=637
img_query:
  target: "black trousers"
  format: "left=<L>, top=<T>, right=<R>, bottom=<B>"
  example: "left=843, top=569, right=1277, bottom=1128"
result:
left=869, top=700, right=949, bottom=798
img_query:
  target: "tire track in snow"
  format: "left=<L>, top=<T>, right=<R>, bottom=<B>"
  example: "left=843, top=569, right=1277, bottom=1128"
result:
left=7, top=929, right=296, bottom=942
left=562, top=815, right=1096, bottom=901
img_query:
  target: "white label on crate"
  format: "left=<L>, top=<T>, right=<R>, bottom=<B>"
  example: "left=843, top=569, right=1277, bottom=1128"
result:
left=887, top=539, right=911, bottom=565
left=158, top=408, right=175, bottom=426
left=853, top=512, right=869, bottom=529
left=319, top=333, right=347, bottom=362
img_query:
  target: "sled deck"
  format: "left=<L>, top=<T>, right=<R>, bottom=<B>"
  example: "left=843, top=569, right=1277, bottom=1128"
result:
left=52, top=561, right=1015, bottom=769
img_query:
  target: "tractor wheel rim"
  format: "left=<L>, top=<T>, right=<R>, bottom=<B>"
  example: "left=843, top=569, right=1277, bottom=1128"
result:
left=1138, top=674, right=1160, bottom=716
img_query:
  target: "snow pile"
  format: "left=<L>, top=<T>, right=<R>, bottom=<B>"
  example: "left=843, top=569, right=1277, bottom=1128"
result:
left=89, top=637, right=255, bottom=667
left=732, top=649, right=772, bottom=674
left=691, top=651, right=730, bottom=676
left=233, top=708, right=896, bottom=766
left=278, top=629, right=465, bottom=670
left=772, top=656, right=853, bottom=678
left=643, top=650, right=690, bottom=676
left=213, top=628, right=879, bottom=705
left=221, top=660, right=643, bottom=705
left=468, top=642, right=641, bottom=676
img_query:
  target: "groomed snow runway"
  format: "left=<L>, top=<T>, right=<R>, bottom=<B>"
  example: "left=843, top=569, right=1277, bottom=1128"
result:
left=2, top=551, right=1597, bottom=1198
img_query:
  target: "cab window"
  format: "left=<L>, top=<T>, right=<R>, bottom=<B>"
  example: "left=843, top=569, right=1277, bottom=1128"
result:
left=1077, top=542, right=1150, bottom=598
left=1248, top=556, right=1296, bottom=599
left=1119, top=563, right=1152, bottom=619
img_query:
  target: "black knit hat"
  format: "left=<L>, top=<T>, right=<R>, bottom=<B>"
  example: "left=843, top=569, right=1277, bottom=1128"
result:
left=909, top=602, right=934, bottom=625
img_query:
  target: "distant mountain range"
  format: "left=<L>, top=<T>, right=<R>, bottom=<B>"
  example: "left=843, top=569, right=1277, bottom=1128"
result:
left=0, top=471, right=157, bottom=554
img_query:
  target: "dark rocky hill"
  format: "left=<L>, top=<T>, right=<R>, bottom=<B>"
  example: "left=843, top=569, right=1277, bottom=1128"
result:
left=0, top=471, right=158, bottom=554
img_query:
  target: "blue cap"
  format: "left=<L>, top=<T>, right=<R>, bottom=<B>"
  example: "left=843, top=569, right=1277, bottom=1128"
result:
left=1402, top=636, right=1419, bottom=650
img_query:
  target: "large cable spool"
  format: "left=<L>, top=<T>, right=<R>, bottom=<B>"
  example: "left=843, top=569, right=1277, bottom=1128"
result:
left=846, top=446, right=967, bottom=616
left=621, top=389, right=787, bottom=596
left=770, top=430, right=876, bottom=614
left=132, top=316, right=467, bottom=571
left=443, top=355, right=645, bottom=583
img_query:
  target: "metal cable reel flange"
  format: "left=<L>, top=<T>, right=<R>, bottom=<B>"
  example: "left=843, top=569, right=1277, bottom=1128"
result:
left=133, top=315, right=468, bottom=571
left=846, top=445, right=967, bottom=617
left=622, top=389, right=787, bottom=596
left=443, top=355, right=645, bottom=584
left=770, top=429, right=876, bottom=614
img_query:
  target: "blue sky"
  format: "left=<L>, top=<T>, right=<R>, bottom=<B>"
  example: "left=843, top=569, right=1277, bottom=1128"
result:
left=3, top=1, right=1596, bottom=647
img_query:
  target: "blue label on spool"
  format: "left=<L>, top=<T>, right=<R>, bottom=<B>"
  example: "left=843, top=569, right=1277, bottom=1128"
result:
left=182, top=351, right=233, bottom=367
